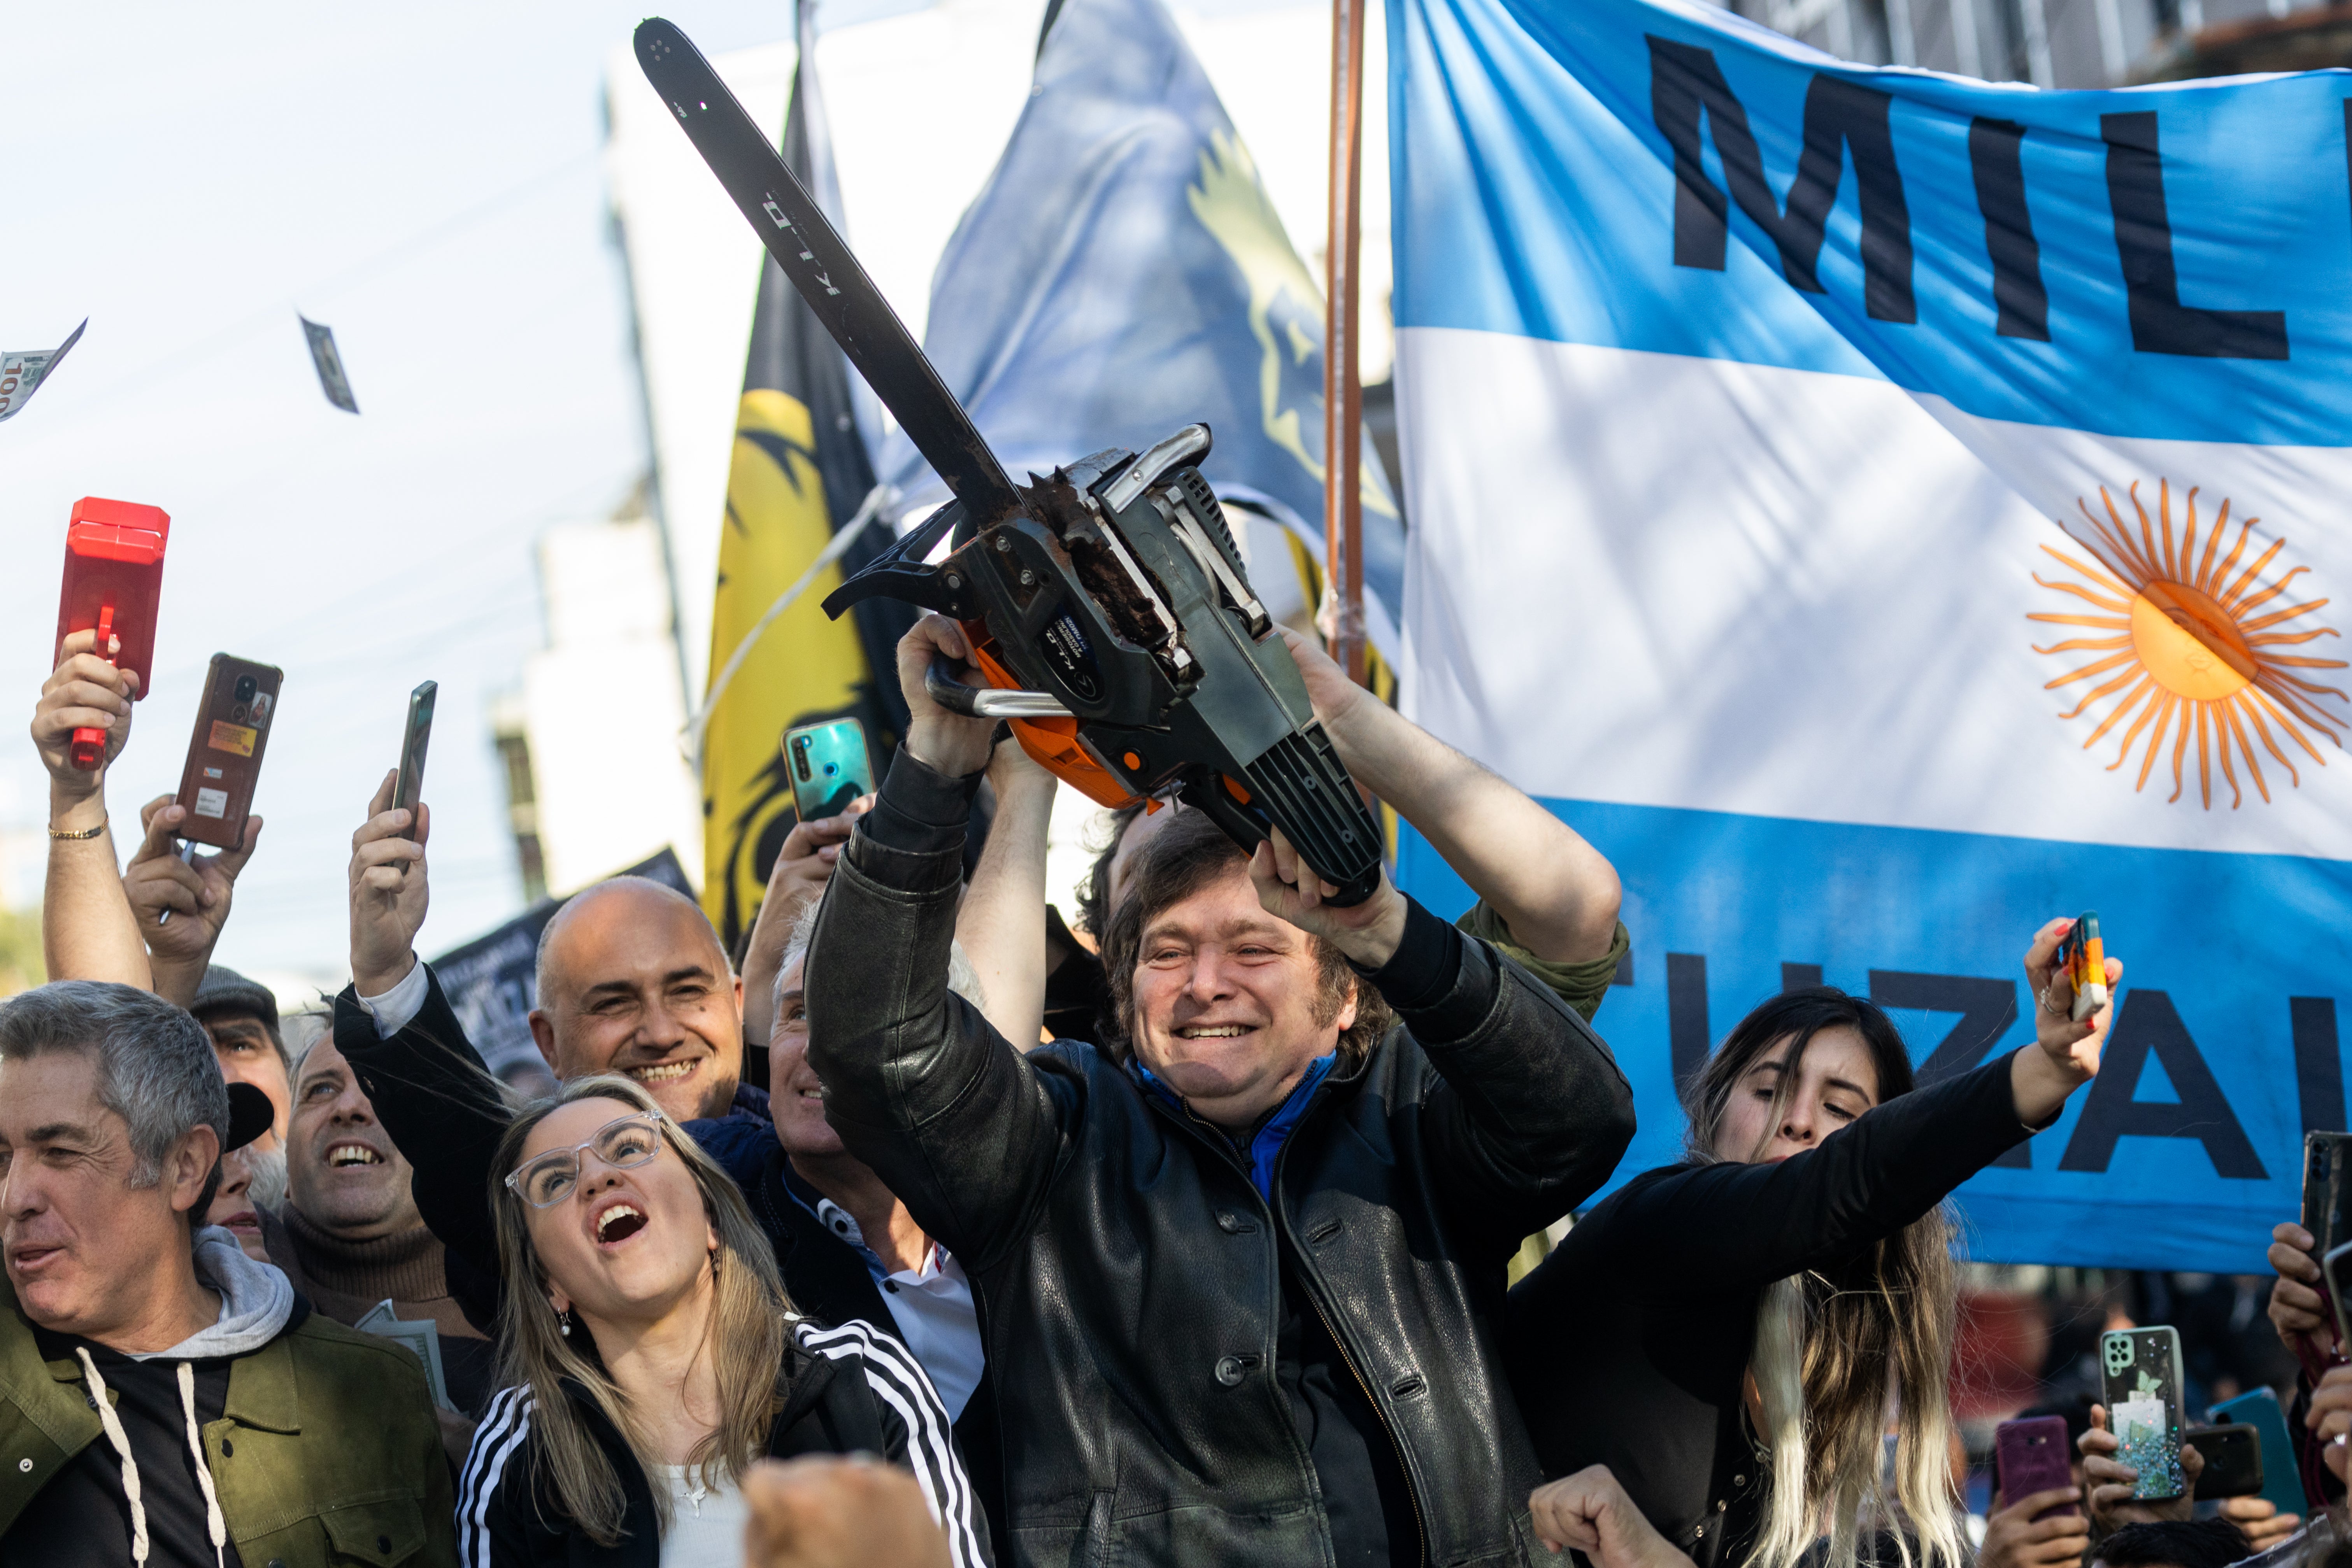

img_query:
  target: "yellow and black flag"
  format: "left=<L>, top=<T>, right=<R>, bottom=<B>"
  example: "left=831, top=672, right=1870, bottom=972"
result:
left=699, top=0, right=913, bottom=953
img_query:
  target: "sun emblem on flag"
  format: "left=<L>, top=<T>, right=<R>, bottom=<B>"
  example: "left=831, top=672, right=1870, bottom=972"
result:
left=2030, top=480, right=2347, bottom=808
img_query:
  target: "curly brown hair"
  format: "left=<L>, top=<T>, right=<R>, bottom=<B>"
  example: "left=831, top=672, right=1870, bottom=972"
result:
left=1096, top=808, right=1391, bottom=1065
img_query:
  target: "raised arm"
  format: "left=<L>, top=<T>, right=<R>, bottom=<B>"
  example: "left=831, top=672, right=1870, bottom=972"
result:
left=34, top=630, right=151, bottom=988
left=804, top=617, right=1071, bottom=1270
left=330, top=773, right=510, bottom=1319
left=1254, top=832, right=1634, bottom=1256
left=955, top=734, right=1055, bottom=1049
left=1594, top=925, right=2113, bottom=1293
left=741, top=794, right=872, bottom=1049
left=1282, top=626, right=1621, bottom=965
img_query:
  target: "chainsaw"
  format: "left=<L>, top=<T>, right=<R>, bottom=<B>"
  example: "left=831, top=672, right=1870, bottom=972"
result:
left=636, top=18, right=1382, bottom=905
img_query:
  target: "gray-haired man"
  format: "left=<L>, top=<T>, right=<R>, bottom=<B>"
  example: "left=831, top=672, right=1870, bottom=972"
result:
left=0, top=981, right=456, bottom=1568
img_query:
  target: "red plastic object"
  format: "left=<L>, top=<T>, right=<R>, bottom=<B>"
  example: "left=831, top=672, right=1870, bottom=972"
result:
left=54, top=497, right=170, bottom=770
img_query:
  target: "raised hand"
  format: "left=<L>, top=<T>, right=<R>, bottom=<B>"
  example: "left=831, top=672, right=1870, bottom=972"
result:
left=1247, top=826, right=1407, bottom=970
left=2009, top=917, right=2121, bottom=1127
left=1277, top=624, right=1372, bottom=736
left=2025, top=916, right=2122, bottom=1079
left=349, top=770, right=431, bottom=996
left=2080, top=1404, right=2199, bottom=1531
left=739, top=795, right=875, bottom=1046
left=126, top=794, right=264, bottom=1005
left=1976, top=1486, right=2089, bottom=1568
left=33, top=628, right=140, bottom=801
left=2268, top=1221, right=2335, bottom=1365
left=895, top=613, right=998, bottom=779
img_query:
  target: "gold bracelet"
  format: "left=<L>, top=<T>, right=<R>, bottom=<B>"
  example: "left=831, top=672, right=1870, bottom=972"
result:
left=47, top=821, right=105, bottom=841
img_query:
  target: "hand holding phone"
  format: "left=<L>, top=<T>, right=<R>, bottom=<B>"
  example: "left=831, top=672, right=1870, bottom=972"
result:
left=349, top=769, right=432, bottom=999
left=127, top=793, right=263, bottom=955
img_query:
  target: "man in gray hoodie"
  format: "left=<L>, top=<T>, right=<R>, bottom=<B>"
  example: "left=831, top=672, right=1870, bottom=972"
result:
left=0, top=981, right=456, bottom=1568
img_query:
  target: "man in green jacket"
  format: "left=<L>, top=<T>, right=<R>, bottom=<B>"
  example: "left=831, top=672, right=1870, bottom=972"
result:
left=0, top=980, right=456, bottom=1568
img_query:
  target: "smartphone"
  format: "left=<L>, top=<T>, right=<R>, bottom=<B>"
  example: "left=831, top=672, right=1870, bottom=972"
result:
left=393, top=681, right=436, bottom=841
left=2054, top=911, right=2108, bottom=1021
left=2101, top=1326, right=2185, bottom=1501
left=2185, top=1422, right=2264, bottom=1501
left=2322, top=1242, right=2352, bottom=1364
left=172, top=656, right=283, bottom=850
left=54, top=497, right=172, bottom=768
left=1994, top=1415, right=2077, bottom=1517
left=784, top=717, right=874, bottom=822
left=2304, top=1132, right=2352, bottom=1256
left=2208, top=1388, right=2306, bottom=1519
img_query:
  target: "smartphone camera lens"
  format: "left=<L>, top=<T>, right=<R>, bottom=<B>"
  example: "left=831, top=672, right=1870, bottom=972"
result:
left=234, top=675, right=258, bottom=703
left=791, top=736, right=812, bottom=782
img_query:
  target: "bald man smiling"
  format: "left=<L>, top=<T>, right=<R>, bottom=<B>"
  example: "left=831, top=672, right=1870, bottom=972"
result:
left=326, top=774, right=767, bottom=1332
left=519, top=876, right=747, bottom=1121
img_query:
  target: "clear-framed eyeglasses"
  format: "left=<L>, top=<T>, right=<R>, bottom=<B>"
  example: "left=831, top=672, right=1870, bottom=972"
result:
left=505, top=1112, right=666, bottom=1209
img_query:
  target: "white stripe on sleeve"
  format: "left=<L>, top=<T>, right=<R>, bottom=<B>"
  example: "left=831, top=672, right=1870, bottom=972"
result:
left=796, top=1320, right=986, bottom=1568
left=456, top=1385, right=537, bottom=1568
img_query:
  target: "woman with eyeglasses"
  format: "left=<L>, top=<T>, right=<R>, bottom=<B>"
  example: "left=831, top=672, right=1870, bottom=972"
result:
left=458, top=1075, right=985, bottom=1568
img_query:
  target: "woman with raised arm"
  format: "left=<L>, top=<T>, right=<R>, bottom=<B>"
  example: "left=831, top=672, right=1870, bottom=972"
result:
left=1507, top=920, right=2118, bottom=1568
left=458, top=1075, right=982, bottom=1568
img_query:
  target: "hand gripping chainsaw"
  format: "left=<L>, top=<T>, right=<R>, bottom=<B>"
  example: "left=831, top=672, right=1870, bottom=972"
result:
left=637, top=19, right=1383, bottom=904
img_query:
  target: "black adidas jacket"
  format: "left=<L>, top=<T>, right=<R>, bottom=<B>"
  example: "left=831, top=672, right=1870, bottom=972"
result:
left=456, top=1319, right=985, bottom=1568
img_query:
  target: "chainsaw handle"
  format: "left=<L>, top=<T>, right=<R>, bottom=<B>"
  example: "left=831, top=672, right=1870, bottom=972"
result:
left=1176, top=773, right=1379, bottom=909
left=924, top=657, right=1073, bottom=720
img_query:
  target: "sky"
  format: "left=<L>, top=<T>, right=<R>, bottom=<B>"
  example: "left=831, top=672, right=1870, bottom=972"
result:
left=5, top=0, right=1372, bottom=1000
left=3, top=2, right=942, bottom=993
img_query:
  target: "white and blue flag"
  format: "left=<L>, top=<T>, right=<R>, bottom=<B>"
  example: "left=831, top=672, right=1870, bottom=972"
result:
left=880, top=0, right=1404, bottom=650
left=1389, top=0, right=2351, bottom=1268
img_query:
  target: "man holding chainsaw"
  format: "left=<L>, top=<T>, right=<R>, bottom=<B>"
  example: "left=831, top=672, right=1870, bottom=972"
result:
left=806, top=613, right=1637, bottom=1566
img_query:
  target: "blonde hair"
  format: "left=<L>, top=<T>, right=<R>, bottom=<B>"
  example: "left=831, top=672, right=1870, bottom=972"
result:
left=1684, top=992, right=1964, bottom=1568
left=489, top=1074, right=799, bottom=1545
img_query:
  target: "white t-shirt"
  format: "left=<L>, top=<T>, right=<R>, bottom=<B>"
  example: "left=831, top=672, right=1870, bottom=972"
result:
left=655, top=1464, right=749, bottom=1568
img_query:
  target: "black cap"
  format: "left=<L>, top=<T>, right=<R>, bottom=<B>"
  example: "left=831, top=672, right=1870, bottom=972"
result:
left=191, top=965, right=279, bottom=1036
left=222, top=1081, right=275, bottom=1153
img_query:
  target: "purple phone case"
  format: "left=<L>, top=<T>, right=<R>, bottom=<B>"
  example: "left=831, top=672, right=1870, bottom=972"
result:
left=1996, top=1416, right=2078, bottom=1518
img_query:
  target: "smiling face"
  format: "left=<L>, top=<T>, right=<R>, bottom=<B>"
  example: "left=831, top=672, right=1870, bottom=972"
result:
left=286, top=1036, right=422, bottom=1239
left=1126, top=864, right=1353, bottom=1131
left=517, top=1096, right=718, bottom=1331
left=1711, top=1025, right=1884, bottom=1164
left=197, top=1008, right=289, bottom=1151
left=530, top=881, right=744, bottom=1123
left=765, top=955, right=840, bottom=1161
left=0, top=1050, right=214, bottom=1340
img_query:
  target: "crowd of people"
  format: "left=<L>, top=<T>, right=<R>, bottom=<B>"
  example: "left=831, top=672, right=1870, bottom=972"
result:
left=2, top=611, right=2343, bottom=1568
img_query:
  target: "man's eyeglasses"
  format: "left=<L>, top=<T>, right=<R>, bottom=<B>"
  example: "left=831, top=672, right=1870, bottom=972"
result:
left=505, top=1112, right=665, bottom=1209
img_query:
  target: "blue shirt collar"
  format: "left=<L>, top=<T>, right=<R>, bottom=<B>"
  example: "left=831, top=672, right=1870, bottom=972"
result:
left=1134, top=1052, right=1340, bottom=1199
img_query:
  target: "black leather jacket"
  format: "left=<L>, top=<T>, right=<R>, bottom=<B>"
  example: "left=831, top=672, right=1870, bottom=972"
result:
left=807, top=755, right=1638, bottom=1567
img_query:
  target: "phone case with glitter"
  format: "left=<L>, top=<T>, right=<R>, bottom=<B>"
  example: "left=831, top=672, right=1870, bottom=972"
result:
left=2101, top=1326, right=2185, bottom=1501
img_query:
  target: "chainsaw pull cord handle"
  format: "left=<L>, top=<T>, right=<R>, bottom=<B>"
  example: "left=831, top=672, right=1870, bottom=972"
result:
left=69, top=602, right=118, bottom=771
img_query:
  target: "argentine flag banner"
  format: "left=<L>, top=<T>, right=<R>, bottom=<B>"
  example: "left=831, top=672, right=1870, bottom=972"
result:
left=1387, top=0, right=2352, bottom=1269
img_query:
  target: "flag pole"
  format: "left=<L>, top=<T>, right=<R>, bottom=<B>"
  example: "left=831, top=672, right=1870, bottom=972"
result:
left=1324, top=0, right=1370, bottom=687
